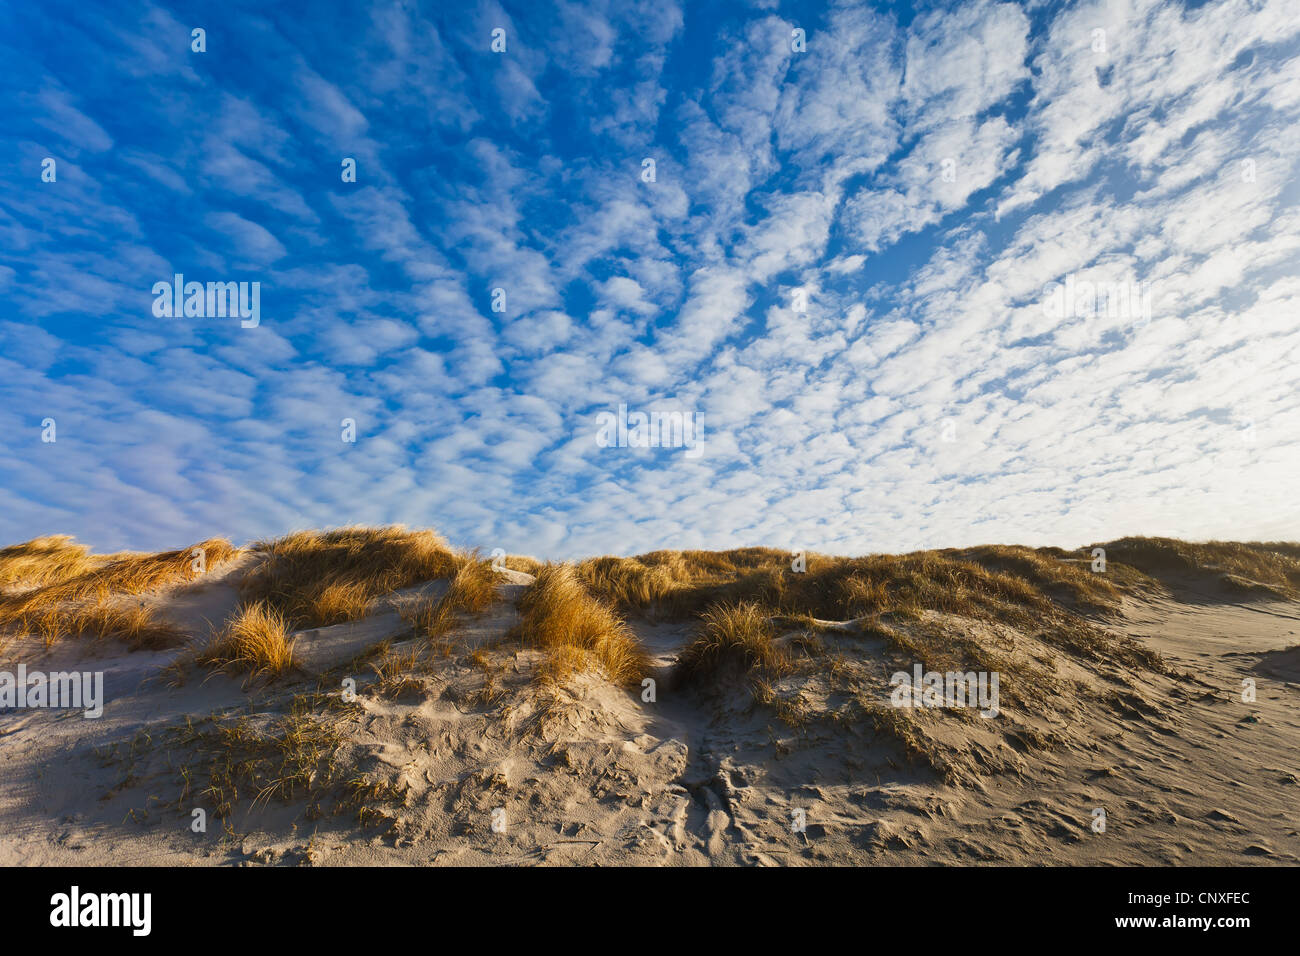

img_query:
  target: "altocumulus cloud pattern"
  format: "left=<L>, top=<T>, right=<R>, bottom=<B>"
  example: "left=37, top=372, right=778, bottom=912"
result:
left=2, top=0, right=1298, bottom=558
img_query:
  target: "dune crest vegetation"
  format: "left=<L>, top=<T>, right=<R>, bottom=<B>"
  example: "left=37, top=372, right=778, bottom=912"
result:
left=1092, top=537, right=1300, bottom=597
left=238, top=526, right=464, bottom=629
left=0, top=536, right=238, bottom=650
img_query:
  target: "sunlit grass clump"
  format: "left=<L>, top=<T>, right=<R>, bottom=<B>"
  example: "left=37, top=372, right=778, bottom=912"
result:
left=198, top=601, right=297, bottom=679
left=514, top=564, right=648, bottom=687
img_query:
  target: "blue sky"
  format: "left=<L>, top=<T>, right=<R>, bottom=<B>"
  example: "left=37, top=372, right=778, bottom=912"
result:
left=2, top=0, right=1299, bottom=558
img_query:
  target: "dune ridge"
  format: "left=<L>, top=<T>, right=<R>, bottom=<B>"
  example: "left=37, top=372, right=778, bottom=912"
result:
left=0, top=528, right=1297, bottom=866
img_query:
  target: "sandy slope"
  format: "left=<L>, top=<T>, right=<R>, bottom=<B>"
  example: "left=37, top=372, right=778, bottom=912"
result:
left=0, top=573, right=1296, bottom=866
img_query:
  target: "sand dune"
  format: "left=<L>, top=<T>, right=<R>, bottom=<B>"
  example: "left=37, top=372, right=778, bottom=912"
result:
left=0, top=533, right=1296, bottom=866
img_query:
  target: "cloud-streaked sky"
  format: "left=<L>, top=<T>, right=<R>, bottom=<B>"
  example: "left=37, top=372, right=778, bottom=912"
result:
left=2, top=0, right=1299, bottom=558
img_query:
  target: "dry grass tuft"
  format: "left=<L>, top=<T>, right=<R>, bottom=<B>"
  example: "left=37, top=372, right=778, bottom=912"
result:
left=514, top=564, right=648, bottom=687
left=444, top=556, right=499, bottom=615
left=306, top=579, right=375, bottom=624
left=676, top=602, right=790, bottom=686
left=406, top=556, right=500, bottom=642
left=198, top=601, right=297, bottom=679
left=576, top=554, right=684, bottom=609
left=240, top=526, right=463, bottom=629
left=71, top=603, right=186, bottom=649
